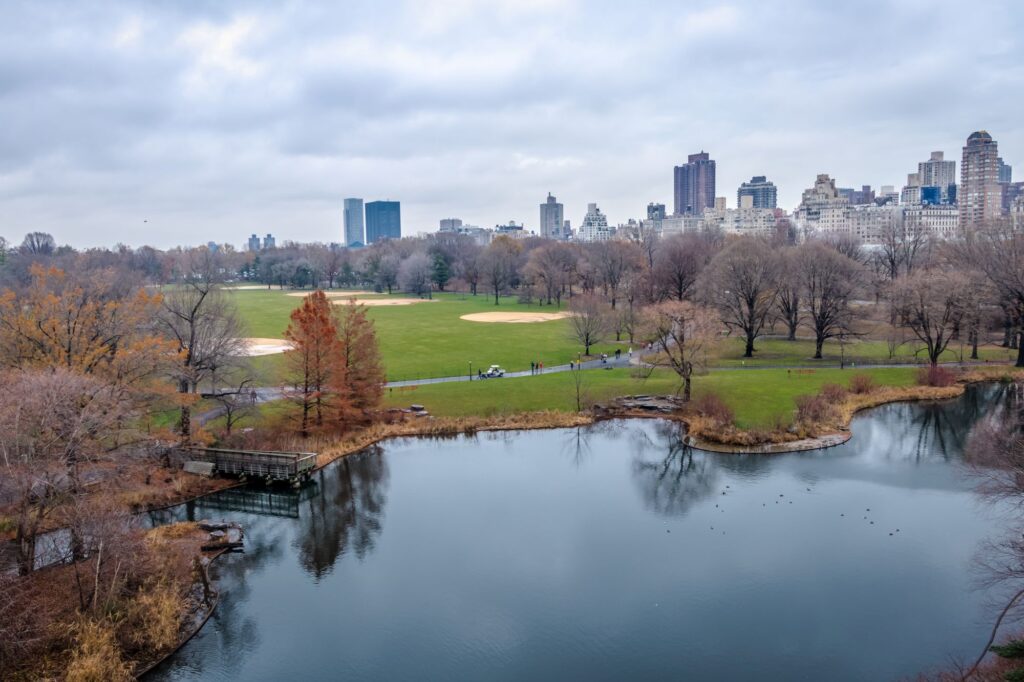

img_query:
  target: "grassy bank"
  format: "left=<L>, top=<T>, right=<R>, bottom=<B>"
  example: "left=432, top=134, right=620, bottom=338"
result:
left=382, top=366, right=921, bottom=429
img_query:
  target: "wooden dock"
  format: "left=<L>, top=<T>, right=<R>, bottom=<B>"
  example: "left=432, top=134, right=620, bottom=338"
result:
left=184, top=447, right=317, bottom=485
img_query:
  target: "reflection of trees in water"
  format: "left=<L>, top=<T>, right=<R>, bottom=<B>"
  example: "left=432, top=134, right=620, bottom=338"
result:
left=630, top=421, right=718, bottom=516
left=294, top=446, right=390, bottom=579
left=965, top=383, right=1024, bottom=500
left=951, top=382, right=1024, bottom=677
left=148, top=516, right=289, bottom=680
left=562, top=421, right=617, bottom=466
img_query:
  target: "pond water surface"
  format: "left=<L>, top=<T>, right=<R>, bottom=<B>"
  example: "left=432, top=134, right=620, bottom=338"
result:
left=149, top=385, right=1016, bottom=681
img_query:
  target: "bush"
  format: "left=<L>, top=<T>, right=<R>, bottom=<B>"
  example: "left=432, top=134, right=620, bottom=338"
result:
left=694, top=393, right=734, bottom=427
left=795, top=394, right=834, bottom=424
left=124, top=580, right=184, bottom=652
left=819, top=383, right=847, bottom=402
left=65, top=618, right=134, bottom=682
left=917, top=365, right=957, bottom=387
left=848, top=373, right=876, bottom=394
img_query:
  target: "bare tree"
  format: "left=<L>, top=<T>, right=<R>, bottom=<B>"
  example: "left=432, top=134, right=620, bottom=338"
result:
left=962, top=221, right=1024, bottom=367
left=398, top=252, right=433, bottom=298
left=568, top=294, right=609, bottom=356
left=773, top=248, right=801, bottom=341
left=699, top=238, right=777, bottom=357
left=794, top=241, right=861, bottom=359
left=875, top=221, right=930, bottom=282
left=479, top=236, right=521, bottom=305
left=0, top=368, right=133, bottom=575
left=890, top=269, right=968, bottom=365
left=19, top=232, right=55, bottom=256
left=653, top=232, right=714, bottom=302
left=525, top=242, right=576, bottom=306
left=157, top=250, right=247, bottom=441
left=592, top=240, right=642, bottom=309
left=645, top=301, right=718, bottom=401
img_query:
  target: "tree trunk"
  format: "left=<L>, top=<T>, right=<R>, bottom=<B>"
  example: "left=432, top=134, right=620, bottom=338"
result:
left=814, top=337, right=824, bottom=359
left=682, top=374, right=692, bottom=402
left=744, top=334, right=755, bottom=358
left=970, top=328, right=979, bottom=360
left=1017, top=332, right=1024, bottom=368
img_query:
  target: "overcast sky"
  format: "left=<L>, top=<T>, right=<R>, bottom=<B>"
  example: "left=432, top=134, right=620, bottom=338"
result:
left=1, top=0, right=1021, bottom=249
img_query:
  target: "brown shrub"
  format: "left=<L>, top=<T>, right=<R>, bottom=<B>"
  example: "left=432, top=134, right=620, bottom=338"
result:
left=123, top=579, right=184, bottom=652
left=64, top=618, right=134, bottom=682
left=917, top=365, right=957, bottom=387
left=795, top=394, right=834, bottom=425
left=694, top=393, right=735, bottom=427
left=848, top=373, right=876, bottom=394
left=820, top=383, right=847, bottom=402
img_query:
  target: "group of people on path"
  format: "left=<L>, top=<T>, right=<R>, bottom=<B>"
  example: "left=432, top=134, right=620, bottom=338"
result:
left=530, top=361, right=545, bottom=374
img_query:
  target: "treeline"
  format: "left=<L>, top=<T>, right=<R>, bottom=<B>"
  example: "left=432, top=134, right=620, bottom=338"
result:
left=3, top=220, right=1023, bottom=372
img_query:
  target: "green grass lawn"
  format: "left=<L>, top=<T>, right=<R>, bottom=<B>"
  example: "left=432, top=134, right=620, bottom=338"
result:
left=232, top=289, right=628, bottom=382
left=713, top=337, right=1016, bottom=367
left=381, top=366, right=920, bottom=429
left=231, top=288, right=1017, bottom=383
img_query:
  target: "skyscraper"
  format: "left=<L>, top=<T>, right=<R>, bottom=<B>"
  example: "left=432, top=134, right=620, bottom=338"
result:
left=343, top=198, right=364, bottom=246
left=737, top=175, right=778, bottom=209
left=998, top=158, right=1013, bottom=184
left=365, top=201, right=401, bottom=243
left=262, top=233, right=276, bottom=249
left=539, top=193, right=564, bottom=239
left=960, top=131, right=1002, bottom=229
left=673, top=151, right=716, bottom=216
left=247, top=234, right=261, bottom=252
left=918, top=151, right=956, bottom=203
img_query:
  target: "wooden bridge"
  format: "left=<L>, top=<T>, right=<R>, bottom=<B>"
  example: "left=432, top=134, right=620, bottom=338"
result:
left=184, top=447, right=317, bottom=485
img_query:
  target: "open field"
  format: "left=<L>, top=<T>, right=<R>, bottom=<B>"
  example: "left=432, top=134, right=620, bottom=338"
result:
left=381, top=366, right=921, bottom=429
left=231, top=288, right=1018, bottom=382
left=231, top=289, right=624, bottom=381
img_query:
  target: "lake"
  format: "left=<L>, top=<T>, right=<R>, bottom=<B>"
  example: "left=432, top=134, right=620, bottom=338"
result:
left=148, top=385, right=1015, bottom=681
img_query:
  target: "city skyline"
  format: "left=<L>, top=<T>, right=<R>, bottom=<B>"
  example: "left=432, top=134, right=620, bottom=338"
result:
left=1, top=1, right=1022, bottom=248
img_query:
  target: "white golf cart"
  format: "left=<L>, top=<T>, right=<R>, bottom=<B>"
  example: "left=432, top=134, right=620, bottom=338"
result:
left=481, top=364, right=506, bottom=378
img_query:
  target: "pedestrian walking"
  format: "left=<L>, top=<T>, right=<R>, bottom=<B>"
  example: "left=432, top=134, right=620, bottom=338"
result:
left=531, top=361, right=535, bottom=374
left=570, top=360, right=574, bottom=370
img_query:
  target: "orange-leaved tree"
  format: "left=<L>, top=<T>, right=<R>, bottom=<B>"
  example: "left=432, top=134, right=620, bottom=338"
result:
left=284, top=291, right=346, bottom=436
left=334, top=300, right=385, bottom=414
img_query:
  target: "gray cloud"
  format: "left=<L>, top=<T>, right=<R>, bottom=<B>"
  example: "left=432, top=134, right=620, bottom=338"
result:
left=0, top=0, right=1021, bottom=248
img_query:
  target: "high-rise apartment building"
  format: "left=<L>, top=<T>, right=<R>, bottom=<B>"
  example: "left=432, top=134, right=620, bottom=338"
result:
left=960, top=131, right=1002, bottom=229
left=647, top=203, right=667, bottom=220
left=247, top=234, right=261, bottom=252
left=539, top=193, right=565, bottom=239
left=365, top=201, right=401, bottom=243
left=578, top=203, right=611, bottom=242
left=439, top=218, right=463, bottom=231
left=737, top=175, right=778, bottom=209
left=918, top=151, right=956, bottom=203
left=343, top=198, right=365, bottom=246
left=262, top=233, right=276, bottom=249
left=998, top=158, right=1013, bottom=184
left=673, top=151, right=715, bottom=216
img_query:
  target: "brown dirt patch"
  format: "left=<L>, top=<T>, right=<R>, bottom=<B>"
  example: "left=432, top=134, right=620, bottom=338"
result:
left=238, top=338, right=292, bottom=356
left=460, top=311, right=571, bottom=323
